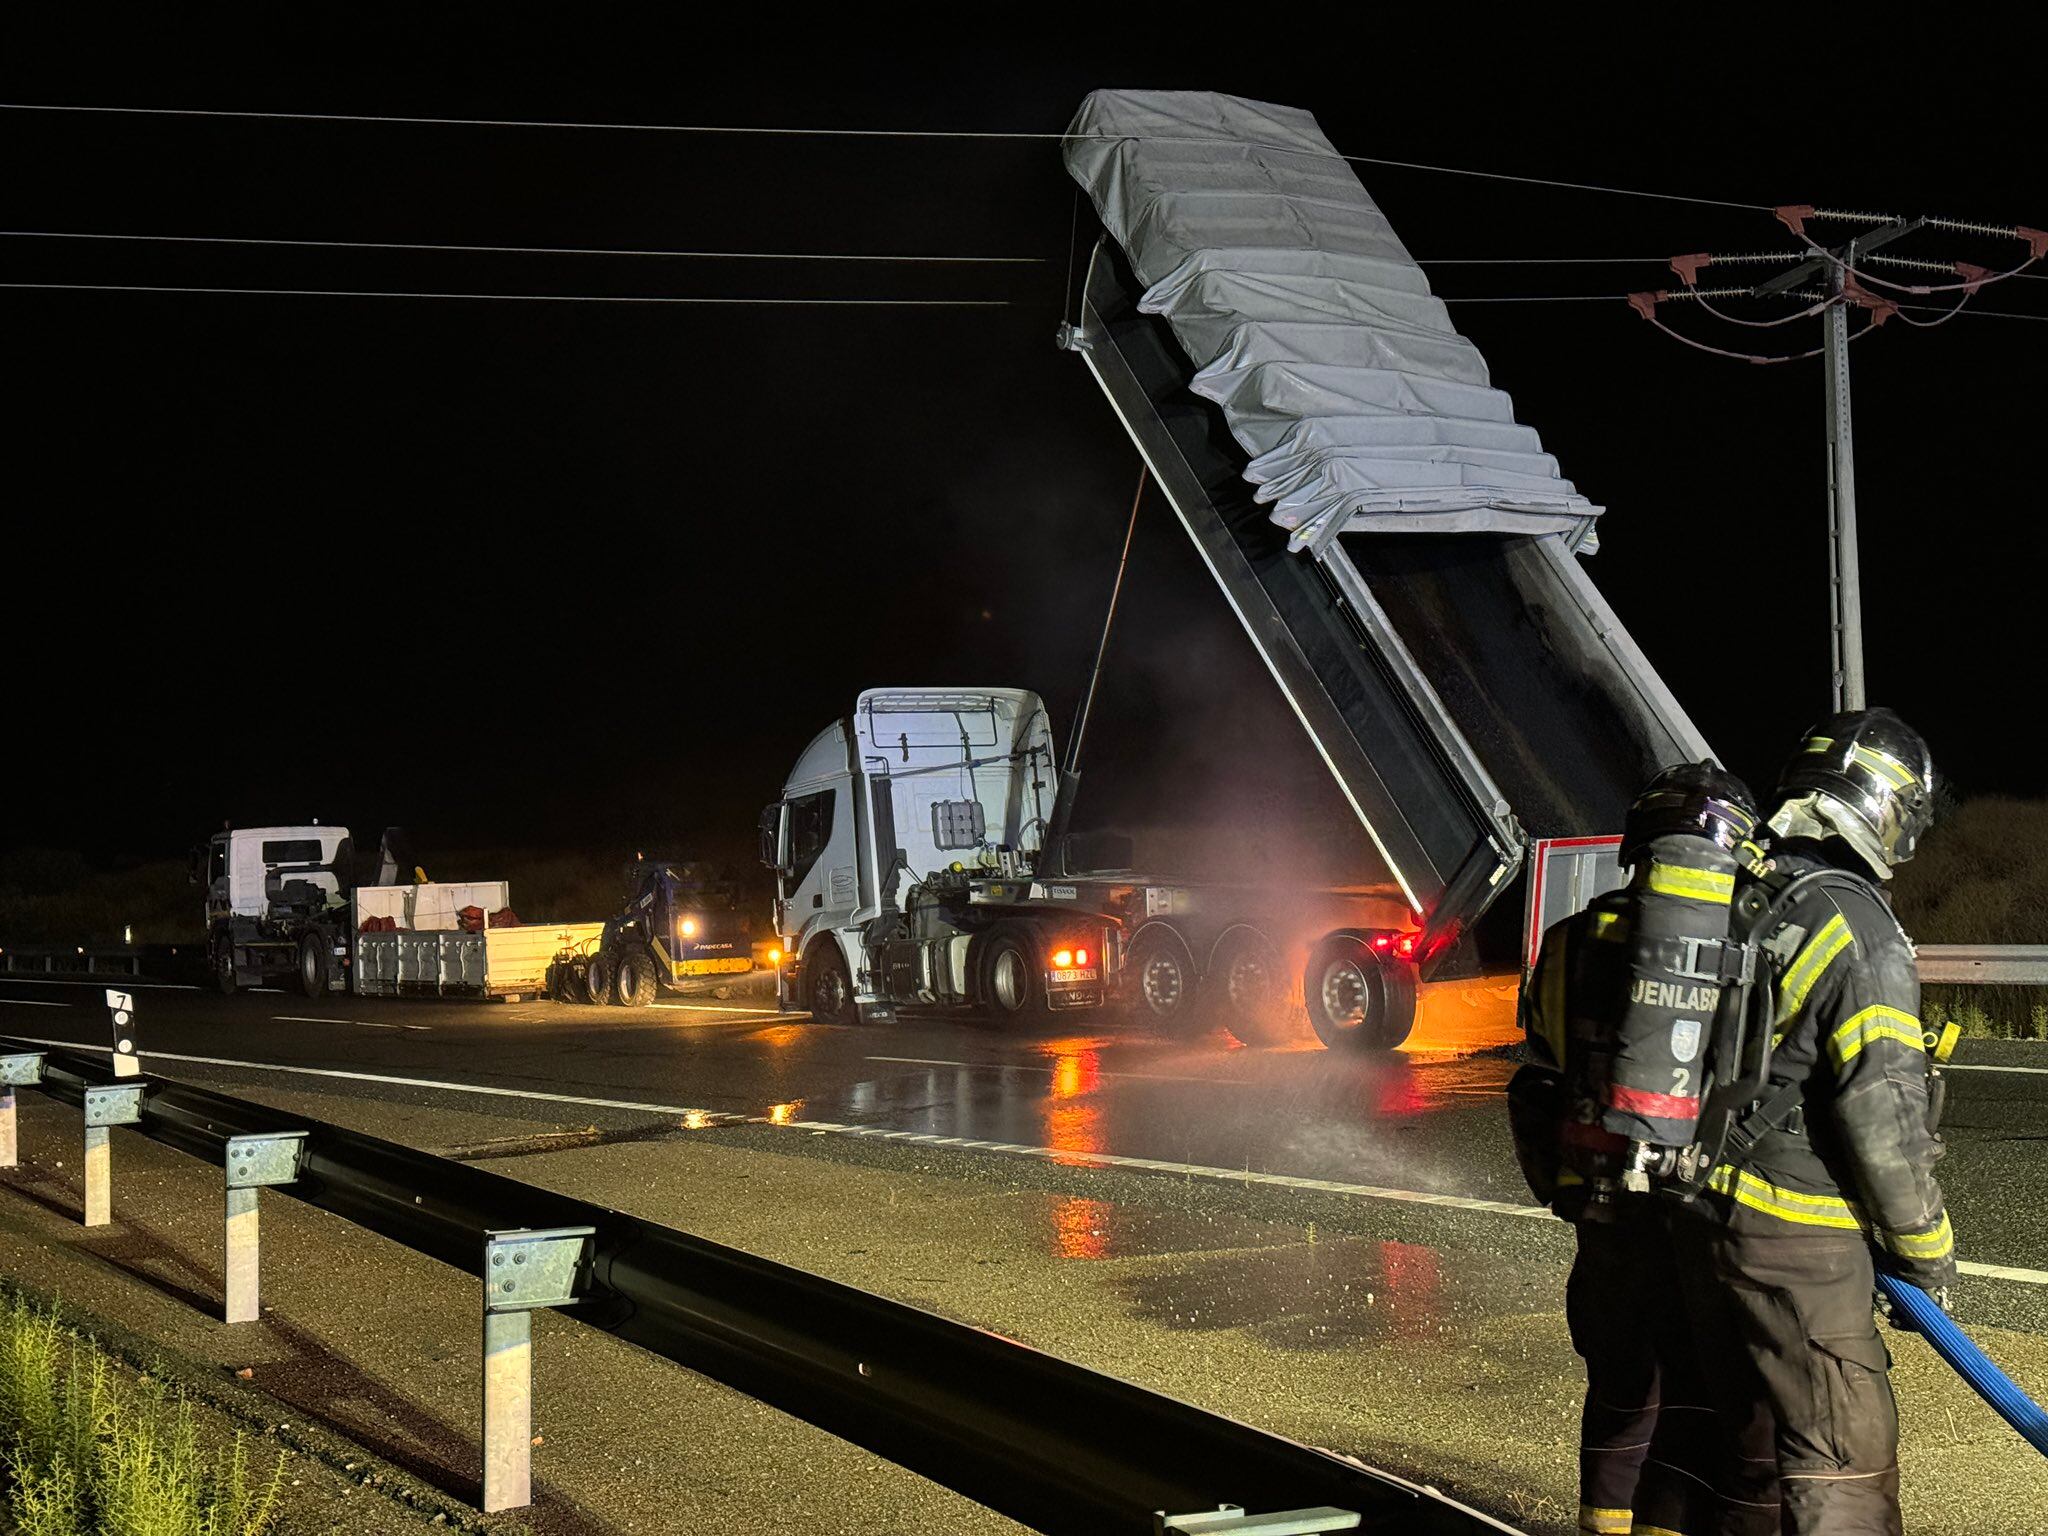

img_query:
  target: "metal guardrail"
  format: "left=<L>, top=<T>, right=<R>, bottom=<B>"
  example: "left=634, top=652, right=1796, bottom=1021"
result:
left=0, top=1036, right=1517, bottom=1536
left=1917, top=945, right=2048, bottom=986
left=1, top=946, right=145, bottom=977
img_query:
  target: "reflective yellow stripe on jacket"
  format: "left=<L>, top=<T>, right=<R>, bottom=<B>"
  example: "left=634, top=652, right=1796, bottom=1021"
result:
left=1884, top=1213, right=1955, bottom=1262
left=1830, top=1004, right=1926, bottom=1069
left=1707, top=1166, right=1862, bottom=1230
left=1775, top=912, right=1853, bottom=1032
left=1646, top=862, right=1735, bottom=904
left=1578, top=1506, right=1632, bottom=1535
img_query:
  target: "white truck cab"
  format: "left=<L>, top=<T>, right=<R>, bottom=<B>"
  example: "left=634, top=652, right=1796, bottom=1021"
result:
left=763, top=689, right=1107, bottom=1025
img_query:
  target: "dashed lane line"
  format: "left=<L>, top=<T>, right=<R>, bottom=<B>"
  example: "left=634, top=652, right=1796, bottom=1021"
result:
left=0, top=999, right=71, bottom=1008
left=271, top=1015, right=431, bottom=1032
left=4, top=1034, right=2043, bottom=1287
left=649, top=1003, right=788, bottom=1016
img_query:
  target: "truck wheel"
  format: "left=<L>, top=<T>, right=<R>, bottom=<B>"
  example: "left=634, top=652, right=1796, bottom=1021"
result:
left=213, top=943, right=239, bottom=996
left=979, top=922, right=1048, bottom=1024
left=615, top=946, right=658, bottom=1008
left=585, top=952, right=616, bottom=1006
left=297, top=935, right=328, bottom=999
left=1125, top=925, right=1201, bottom=1034
left=805, top=942, right=857, bottom=1027
left=1206, top=926, right=1297, bottom=1047
left=1303, top=933, right=1418, bottom=1052
left=548, top=961, right=587, bottom=1004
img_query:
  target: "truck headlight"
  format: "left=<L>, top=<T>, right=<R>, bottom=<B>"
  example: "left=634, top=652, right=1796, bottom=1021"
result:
left=680, top=917, right=699, bottom=938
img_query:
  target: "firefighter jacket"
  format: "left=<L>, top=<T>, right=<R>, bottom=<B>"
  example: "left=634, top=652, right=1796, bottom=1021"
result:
left=1707, top=844, right=1956, bottom=1288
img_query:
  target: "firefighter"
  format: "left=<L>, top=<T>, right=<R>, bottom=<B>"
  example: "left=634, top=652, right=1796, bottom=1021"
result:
left=1674, top=708, right=1956, bottom=1536
left=1511, top=761, right=1761, bottom=1536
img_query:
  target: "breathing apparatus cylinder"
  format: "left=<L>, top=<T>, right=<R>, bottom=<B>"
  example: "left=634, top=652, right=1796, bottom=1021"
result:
left=1598, top=763, right=1761, bottom=1190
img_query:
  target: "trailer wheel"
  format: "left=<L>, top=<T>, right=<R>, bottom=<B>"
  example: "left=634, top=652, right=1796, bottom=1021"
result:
left=615, top=946, right=658, bottom=1008
left=296, top=935, right=328, bottom=999
left=805, top=941, right=857, bottom=1027
left=1205, top=926, right=1297, bottom=1047
left=1303, top=933, right=1418, bottom=1052
left=1124, top=925, right=1201, bottom=1034
left=978, top=922, right=1048, bottom=1023
left=585, top=951, right=616, bottom=1006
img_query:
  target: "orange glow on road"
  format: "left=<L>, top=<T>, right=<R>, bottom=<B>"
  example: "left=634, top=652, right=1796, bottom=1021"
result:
left=766, top=1101, right=801, bottom=1125
left=1042, top=1042, right=1106, bottom=1167
left=1401, top=974, right=1521, bottom=1056
left=1051, top=1196, right=1113, bottom=1260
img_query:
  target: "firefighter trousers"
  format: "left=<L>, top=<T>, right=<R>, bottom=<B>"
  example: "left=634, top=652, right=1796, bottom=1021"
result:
left=1566, top=1208, right=1722, bottom=1535
left=1672, top=1212, right=1901, bottom=1535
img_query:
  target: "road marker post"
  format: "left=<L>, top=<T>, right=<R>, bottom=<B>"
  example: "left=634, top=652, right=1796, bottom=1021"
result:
left=480, top=1226, right=593, bottom=1512
left=222, top=1131, right=308, bottom=1323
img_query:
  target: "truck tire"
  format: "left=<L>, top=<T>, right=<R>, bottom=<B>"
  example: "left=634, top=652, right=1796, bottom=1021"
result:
left=585, top=951, right=617, bottom=1006
left=1124, top=924, right=1202, bottom=1034
left=805, top=941, right=857, bottom=1027
left=1205, top=926, right=1297, bottom=1047
left=548, top=960, right=587, bottom=1004
left=978, top=922, right=1048, bottom=1024
left=213, top=942, right=239, bottom=996
left=297, top=934, right=328, bottom=999
left=614, top=946, right=658, bottom=1008
left=1303, top=932, right=1418, bottom=1052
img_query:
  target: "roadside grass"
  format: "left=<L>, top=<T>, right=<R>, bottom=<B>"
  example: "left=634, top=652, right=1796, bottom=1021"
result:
left=1891, top=796, right=2048, bottom=1040
left=0, top=1296, right=282, bottom=1536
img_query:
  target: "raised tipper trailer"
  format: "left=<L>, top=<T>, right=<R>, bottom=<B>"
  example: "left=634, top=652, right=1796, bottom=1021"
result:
left=1049, top=90, right=1712, bottom=1047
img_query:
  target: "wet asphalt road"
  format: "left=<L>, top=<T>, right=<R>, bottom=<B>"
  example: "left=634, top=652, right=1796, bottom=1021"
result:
left=3, top=971, right=2043, bottom=1286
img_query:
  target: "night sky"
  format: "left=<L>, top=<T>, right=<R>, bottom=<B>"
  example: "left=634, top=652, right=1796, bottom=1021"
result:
left=5, top=16, right=2040, bottom=877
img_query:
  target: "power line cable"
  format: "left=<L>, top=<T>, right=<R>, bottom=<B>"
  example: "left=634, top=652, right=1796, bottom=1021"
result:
left=0, top=228, right=1043, bottom=263
left=0, top=101, right=1774, bottom=211
left=0, top=280, right=1011, bottom=306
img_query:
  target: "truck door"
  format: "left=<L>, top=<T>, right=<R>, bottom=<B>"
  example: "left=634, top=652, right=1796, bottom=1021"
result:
left=779, top=778, right=861, bottom=957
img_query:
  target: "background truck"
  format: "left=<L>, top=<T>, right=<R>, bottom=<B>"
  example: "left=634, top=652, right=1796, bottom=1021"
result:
left=201, top=825, right=600, bottom=1001
left=760, top=689, right=1114, bottom=1027
left=556, top=856, right=759, bottom=1007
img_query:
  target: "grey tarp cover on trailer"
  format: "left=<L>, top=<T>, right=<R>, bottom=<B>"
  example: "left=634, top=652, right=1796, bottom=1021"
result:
left=1064, top=90, right=1602, bottom=552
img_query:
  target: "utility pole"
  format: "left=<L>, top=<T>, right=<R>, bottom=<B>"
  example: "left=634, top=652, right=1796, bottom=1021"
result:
left=1821, top=251, right=1865, bottom=710
left=1751, top=217, right=1918, bottom=712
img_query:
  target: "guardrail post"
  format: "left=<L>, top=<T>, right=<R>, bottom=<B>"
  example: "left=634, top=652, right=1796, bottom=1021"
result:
left=223, top=1131, right=308, bottom=1324
left=81, top=1083, right=144, bottom=1228
left=480, top=1226, right=593, bottom=1513
left=1, top=1053, right=46, bottom=1168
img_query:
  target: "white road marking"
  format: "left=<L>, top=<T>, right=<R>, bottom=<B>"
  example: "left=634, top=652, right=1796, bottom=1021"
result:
left=1946, top=1063, right=2048, bottom=1077
left=0, top=999, right=71, bottom=1008
left=272, top=1015, right=430, bottom=1032
left=650, top=1003, right=788, bottom=1016
left=866, top=1055, right=1238, bottom=1086
left=7, top=1033, right=2043, bottom=1289
left=0, top=977, right=200, bottom=991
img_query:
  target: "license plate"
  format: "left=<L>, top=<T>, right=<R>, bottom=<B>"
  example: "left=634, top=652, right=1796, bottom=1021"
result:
left=1050, top=968, right=1098, bottom=984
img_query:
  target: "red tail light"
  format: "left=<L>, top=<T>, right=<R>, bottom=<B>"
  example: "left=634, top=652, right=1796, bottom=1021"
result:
left=1075, top=948, right=1089, bottom=966
left=1394, top=933, right=1419, bottom=960
left=1372, top=934, right=1392, bottom=951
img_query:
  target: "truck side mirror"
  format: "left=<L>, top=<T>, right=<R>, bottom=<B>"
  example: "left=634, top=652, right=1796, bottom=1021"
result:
left=758, top=804, right=790, bottom=873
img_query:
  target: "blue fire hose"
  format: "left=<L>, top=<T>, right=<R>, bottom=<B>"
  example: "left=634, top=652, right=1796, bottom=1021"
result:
left=1875, top=1273, right=2048, bottom=1456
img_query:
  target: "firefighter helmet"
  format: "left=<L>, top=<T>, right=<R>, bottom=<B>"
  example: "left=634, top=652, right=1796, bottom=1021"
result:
left=1619, top=761, right=1760, bottom=869
left=1769, top=708, right=1935, bottom=873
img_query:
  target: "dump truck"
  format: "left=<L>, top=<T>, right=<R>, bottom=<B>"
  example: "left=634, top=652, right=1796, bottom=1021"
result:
left=1036, top=89, right=1712, bottom=1048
